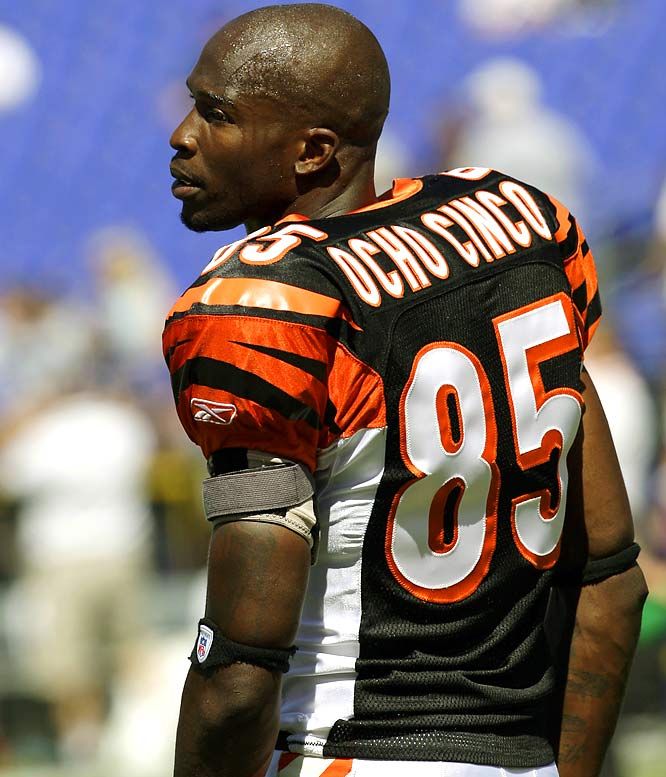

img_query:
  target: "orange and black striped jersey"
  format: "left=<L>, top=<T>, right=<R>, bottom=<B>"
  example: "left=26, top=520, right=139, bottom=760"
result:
left=163, top=168, right=600, bottom=768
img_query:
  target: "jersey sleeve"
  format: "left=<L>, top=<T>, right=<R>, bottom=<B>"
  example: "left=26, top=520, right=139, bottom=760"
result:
left=162, top=265, right=385, bottom=472
left=547, top=195, right=602, bottom=350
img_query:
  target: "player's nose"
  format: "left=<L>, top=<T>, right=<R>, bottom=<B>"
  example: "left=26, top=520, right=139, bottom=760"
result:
left=170, top=115, right=197, bottom=157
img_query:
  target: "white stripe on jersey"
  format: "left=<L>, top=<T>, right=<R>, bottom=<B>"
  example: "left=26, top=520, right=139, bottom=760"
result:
left=279, top=427, right=387, bottom=752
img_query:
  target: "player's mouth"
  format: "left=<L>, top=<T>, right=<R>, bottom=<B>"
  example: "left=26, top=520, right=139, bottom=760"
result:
left=170, top=165, right=205, bottom=199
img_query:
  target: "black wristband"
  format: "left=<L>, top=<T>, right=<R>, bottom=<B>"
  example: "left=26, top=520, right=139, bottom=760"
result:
left=190, top=618, right=297, bottom=674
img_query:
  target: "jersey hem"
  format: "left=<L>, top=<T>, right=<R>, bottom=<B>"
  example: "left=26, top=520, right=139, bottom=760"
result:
left=321, top=736, right=555, bottom=767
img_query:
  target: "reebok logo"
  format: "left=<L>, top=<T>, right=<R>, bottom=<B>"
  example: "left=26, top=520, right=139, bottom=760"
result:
left=190, top=398, right=237, bottom=426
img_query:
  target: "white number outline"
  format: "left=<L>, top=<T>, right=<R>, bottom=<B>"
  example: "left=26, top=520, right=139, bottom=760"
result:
left=386, top=294, right=583, bottom=602
left=493, top=292, right=582, bottom=569
left=443, top=167, right=492, bottom=180
left=239, top=223, right=328, bottom=265
left=385, top=341, right=500, bottom=604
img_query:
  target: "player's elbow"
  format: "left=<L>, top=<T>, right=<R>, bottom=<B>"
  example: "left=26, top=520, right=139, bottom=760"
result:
left=578, top=563, right=648, bottom=648
left=601, top=563, right=648, bottom=617
left=623, top=563, right=649, bottom=614
left=186, top=662, right=281, bottom=733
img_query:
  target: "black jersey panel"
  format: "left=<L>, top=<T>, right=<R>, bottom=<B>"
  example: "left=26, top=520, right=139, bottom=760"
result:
left=325, top=261, right=581, bottom=766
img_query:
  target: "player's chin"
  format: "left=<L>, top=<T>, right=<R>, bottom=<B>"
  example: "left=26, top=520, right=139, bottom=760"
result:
left=179, top=202, right=242, bottom=233
left=180, top=209, right=210, bottom=233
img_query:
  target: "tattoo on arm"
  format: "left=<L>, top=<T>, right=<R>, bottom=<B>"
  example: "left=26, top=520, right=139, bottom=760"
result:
left=559, top=741, right=588, bottom=764
left=566, top=669, right=611, bottom=699
left=561, top=714, right=586, bottom=734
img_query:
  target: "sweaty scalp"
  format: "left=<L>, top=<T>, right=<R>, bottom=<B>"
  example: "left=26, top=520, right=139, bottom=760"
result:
left=206, top=3, right=391, bottom=146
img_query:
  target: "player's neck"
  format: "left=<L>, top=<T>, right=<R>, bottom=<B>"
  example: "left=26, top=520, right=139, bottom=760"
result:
left=244, top=158, right=378, bottom=233
left=298, top=161, right=378, bottom=221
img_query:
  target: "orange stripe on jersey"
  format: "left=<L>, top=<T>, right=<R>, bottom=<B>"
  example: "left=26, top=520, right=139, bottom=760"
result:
left=164, top=314, right=331, bottom=380
left=544, top=194, right=601, bottom=350
left=564, top=247, right=598, bottom=305
left=164, top=310, right=386, bottom=465
left=168, top=277, right=360, bottom=330
left=178, top=383, right=321, bottom=468
left=275, top=213, right=311, bottom=225
left=320, top=759, right=353, bottom=776
left=575, top=222, right=586, bottom=253
left=547, top=194, right=572, bottom=243
left=563, top=246, right=587, bottom=291
left=164, top=316, right=333, bottom=469
left=349, top=177, right=424, bottom=214
left=563, top=250, right=600, bottom=352
left=176, top=330, right=327, bottom=417
left=325, top=339, right=386, bottom=446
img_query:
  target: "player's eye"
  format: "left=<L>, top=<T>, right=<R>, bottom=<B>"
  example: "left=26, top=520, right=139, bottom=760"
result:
left=190, top=99, right=233, bottom=124
left=186, top=88, right=234, bottom=124
left=204, top=108, right=233, bottom=124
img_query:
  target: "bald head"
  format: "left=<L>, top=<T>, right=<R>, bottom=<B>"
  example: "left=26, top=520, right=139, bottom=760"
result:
left=170, top=4, right=391, bottom=232
left=203, top=3, right=390, bottom=147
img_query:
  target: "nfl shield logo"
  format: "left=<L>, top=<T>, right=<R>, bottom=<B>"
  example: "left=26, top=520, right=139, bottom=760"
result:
left=196, top=624, right=214, bottom=663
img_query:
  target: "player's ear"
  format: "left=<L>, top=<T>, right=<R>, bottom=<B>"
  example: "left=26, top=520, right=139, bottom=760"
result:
left=295, top=128, right=339, bottom=175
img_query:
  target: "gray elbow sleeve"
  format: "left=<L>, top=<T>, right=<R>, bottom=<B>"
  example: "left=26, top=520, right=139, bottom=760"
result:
left=202, top=460, right=318, bottom=556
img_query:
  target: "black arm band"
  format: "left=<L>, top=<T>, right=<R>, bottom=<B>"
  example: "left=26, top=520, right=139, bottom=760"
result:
left=190, top=618, right=296, bottom=674
left=581, top=542, right=641, bottom=585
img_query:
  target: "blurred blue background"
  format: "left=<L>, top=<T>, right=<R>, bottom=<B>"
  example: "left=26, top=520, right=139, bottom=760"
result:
left=1, top=0, right=665, bottom=291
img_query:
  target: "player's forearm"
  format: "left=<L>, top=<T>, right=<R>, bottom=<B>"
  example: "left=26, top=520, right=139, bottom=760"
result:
left=557, top=564, right=647, bottom=777
left=173, top=664, right=280, bottom=777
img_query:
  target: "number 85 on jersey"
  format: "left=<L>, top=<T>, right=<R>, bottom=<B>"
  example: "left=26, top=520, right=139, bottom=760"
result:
left=386, top=292, right=583, bottom=603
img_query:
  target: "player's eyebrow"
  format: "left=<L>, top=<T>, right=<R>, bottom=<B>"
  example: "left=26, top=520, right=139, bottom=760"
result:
left=186, top=79, right=235, bottom=108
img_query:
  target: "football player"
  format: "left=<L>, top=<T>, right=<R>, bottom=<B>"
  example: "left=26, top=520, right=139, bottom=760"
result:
left=164, top=4, right=647, bottom=776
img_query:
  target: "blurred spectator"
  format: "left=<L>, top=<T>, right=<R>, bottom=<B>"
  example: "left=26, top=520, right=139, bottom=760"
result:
left=0, top=25, right=40, bottom=112
left=0, top=391, right=156, bottom=763
left=442, top=57, right=596, bottom=223
left=586, top=323, right=658, bottom=525
left=612, top=267, right=666, bottom=406
left=88, top=226, right=175, bottom=394
left=374, top=128, right=414, bottom=196
left=0, top=246, right=210, bottom=770
left=645, top=449, right=666, bottom=563
left=0, top=287, right=95, bottom=423
left=612, top=176, right=666, bottom=428
left=458, top=0, right=619, bottom=38
left=95, top=572, right=207, bottom=777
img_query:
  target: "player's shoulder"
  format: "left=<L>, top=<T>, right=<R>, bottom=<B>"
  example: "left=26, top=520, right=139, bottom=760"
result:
left=432, top=166, right=574, bottom=243
left=172, top=217, right=338, bottom=300
left=164, top=218, right=351, bottom=333
left=432, top=166, right=558, bottom=210
left=316, top=167, right=561, bottom=243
